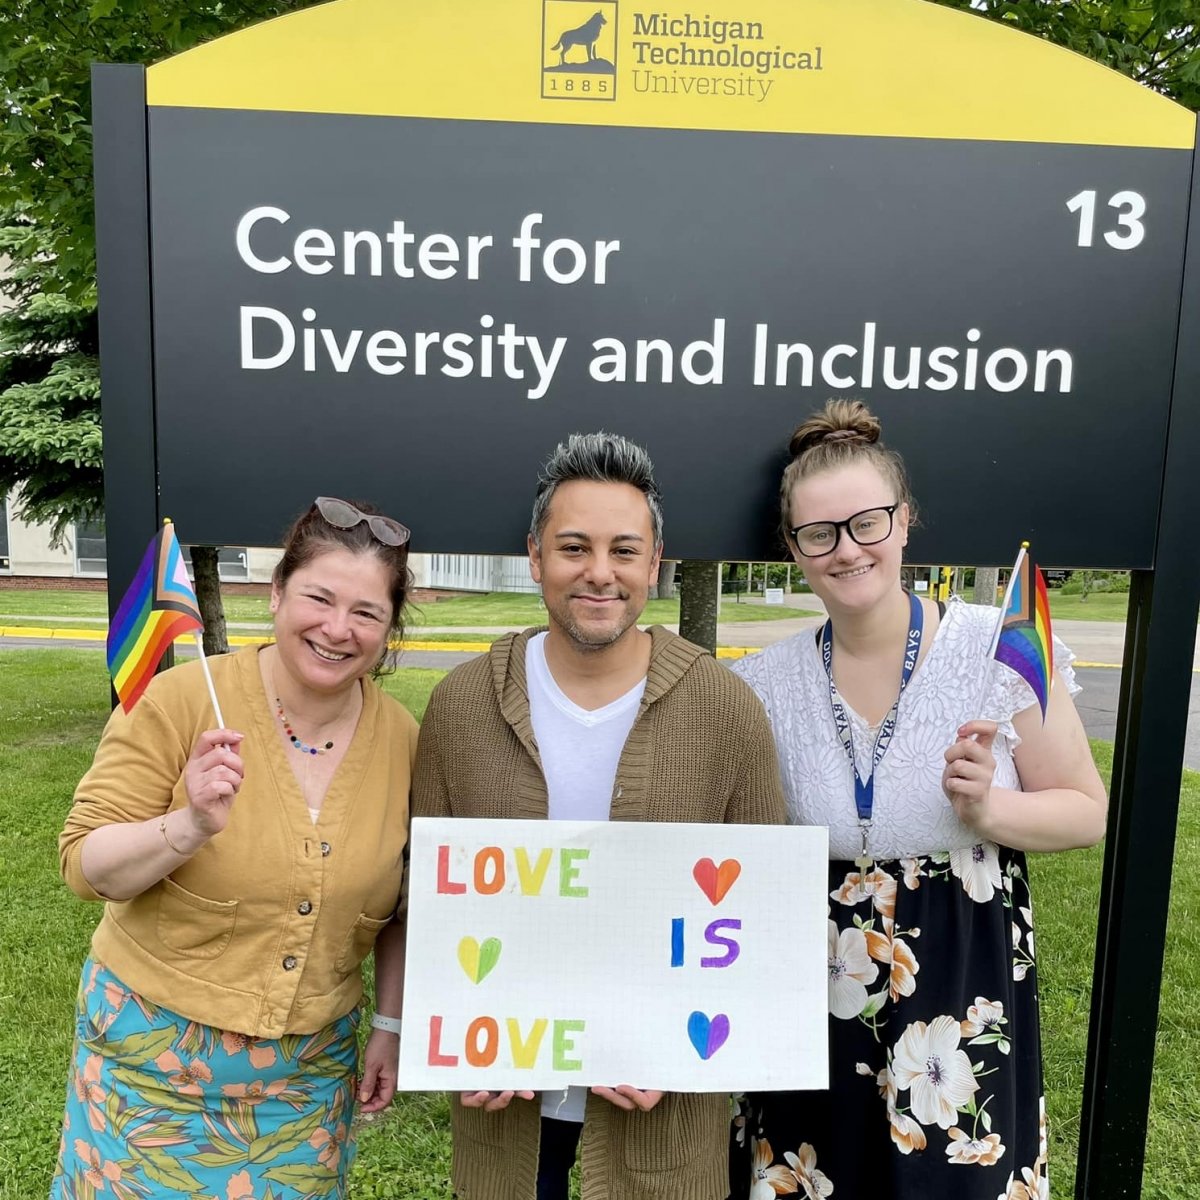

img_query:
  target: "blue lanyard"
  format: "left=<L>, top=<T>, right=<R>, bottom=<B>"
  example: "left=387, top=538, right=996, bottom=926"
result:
left=820, top=591, right=923, bottom=864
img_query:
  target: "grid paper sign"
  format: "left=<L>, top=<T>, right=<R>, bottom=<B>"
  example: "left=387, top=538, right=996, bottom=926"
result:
left=398, top=817, right=829, bottom=1092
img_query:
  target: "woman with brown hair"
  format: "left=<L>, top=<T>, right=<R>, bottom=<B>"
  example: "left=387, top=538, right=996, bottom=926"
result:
left=731, top=402, right=1105, bottom=1200
left=53, top=497, right=415, bottom=1200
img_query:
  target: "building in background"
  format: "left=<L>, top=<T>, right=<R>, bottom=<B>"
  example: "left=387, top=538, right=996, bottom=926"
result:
left=0, top=494, right=540, bottom=593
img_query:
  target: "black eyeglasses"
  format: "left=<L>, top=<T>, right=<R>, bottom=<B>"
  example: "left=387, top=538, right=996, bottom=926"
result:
left=314, top=497, right=411, bottom=547
left=788, top=505, right=899, bottom=559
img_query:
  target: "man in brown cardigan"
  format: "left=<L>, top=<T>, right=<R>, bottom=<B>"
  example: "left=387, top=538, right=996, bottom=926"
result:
left=411, top=432, right=786, bottom=1200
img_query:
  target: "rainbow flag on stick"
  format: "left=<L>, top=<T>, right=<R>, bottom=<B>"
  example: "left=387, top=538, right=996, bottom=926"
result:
left=987, top=542, right=1054, bottom=722
left=107, top=520, right=204, bottom=712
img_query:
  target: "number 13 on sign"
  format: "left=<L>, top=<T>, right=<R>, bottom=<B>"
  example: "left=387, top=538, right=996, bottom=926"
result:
left=1067, top=189, right=1146, bottom=250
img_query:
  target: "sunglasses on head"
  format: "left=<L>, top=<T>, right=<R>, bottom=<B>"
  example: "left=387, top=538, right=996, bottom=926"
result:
left=313, top=497, right=411, bottom=548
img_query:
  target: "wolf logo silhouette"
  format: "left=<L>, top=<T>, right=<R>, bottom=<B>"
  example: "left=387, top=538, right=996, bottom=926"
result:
left=541, top=0, right=617, bottom=101
left=551, top=11, right=607, bottom=64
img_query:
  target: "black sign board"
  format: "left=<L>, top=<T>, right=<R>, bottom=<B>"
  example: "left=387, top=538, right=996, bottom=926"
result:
left=146, top=110, right=1190, bottom=564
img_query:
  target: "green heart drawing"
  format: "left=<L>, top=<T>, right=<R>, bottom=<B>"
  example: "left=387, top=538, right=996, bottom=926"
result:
left=457, top=935, right=503, bottom=984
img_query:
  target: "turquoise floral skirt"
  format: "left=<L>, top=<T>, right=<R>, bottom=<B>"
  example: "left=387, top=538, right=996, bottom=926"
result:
left=51, top=957, right=359, bottom=1200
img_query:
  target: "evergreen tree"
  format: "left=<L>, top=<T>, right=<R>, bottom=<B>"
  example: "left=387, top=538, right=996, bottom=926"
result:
left=0, top=1, right=323, bottom=635
left=0, top=217, right=101, bottom=538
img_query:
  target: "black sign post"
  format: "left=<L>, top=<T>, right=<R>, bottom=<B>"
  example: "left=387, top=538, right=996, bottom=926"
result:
left=90, top=4, right=1200, bottom=1193
left=92, top=65, right=159, bottom=629
left=1076, top=124, right=1200, bottom=1191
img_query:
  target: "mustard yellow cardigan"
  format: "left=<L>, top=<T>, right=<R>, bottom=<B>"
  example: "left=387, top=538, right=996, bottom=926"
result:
left=60, top=645, right=415, bottom=1037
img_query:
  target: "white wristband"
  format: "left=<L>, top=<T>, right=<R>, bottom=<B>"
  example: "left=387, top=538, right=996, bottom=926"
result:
left=371, top=1013, right=403, bottom=1035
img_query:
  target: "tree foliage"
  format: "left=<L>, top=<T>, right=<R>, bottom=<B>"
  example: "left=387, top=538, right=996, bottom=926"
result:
left=0, top=1, right=321, bottom=294
left=0, top=0, right=321, bottom=538
left=933, top=0, right=1200, bottom=111
left=0, top=220, right=101, bottom=539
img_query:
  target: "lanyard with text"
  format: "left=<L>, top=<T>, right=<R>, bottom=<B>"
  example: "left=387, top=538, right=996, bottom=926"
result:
left=820, top=590, right=924, bottom=870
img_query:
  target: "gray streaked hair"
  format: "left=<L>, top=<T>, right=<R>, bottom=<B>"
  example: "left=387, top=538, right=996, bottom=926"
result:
left=530, top=431, right=664, bottom=548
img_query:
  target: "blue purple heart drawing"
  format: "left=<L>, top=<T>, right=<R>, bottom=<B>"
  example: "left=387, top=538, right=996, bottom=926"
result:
left=687, top=1011, right=730, bottom=1060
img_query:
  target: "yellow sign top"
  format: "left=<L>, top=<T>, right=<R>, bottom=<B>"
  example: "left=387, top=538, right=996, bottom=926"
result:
left=146, top=0, right=1195, bottom=149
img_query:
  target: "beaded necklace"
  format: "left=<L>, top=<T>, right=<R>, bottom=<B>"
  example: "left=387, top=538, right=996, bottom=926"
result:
left=275, top=696, right=334, bottom=755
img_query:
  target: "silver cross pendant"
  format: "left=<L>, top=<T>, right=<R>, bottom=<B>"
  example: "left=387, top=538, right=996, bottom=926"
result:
left=855, top=821, right=873, bottom=872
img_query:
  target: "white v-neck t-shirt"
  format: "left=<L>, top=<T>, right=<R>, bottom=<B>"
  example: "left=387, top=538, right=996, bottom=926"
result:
left=525, top=632, right=645, bottom=1120
left=525, top=632, right=646, bottom=821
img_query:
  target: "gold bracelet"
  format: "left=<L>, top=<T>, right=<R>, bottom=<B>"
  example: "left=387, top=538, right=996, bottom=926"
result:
left=158, top=814, right=188, bottom=856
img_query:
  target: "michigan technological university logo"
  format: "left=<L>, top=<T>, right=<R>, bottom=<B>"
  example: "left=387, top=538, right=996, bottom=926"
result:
left=542, top=0, right=618, bottom=101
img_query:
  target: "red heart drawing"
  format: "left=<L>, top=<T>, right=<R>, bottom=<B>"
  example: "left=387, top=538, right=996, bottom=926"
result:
left=692, top=858, right=742, bottom=905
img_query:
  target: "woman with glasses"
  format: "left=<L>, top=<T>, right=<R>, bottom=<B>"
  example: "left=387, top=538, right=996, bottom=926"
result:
left=54, top=498, right=416, bottom=1200
left=730, top=401, right=1105, bottom=1200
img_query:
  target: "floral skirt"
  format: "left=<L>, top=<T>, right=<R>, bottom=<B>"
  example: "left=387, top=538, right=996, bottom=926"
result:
left=51, top=957, right=359, bottom=1200
left=732, top=845, right=1048, bottom=1200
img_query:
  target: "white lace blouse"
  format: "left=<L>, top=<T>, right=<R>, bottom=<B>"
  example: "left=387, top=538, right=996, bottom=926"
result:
left=731, top=597, right=1079, bottom=860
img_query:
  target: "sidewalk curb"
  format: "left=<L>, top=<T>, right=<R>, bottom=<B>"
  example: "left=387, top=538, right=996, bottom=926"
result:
left=0, top=631, right=1150, bottom=671
left=3, top=627, right=755, bottom=658
left=0, top=627, right=498, bottom=654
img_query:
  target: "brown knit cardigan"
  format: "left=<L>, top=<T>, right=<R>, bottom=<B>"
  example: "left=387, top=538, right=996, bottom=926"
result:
left=411, top=625, right=787, bottom=1200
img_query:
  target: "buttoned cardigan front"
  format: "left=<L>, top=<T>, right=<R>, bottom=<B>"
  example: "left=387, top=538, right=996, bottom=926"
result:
left=60, top=645, right=416, bottom=1038
left=411, top=625, right=787, bottom=1200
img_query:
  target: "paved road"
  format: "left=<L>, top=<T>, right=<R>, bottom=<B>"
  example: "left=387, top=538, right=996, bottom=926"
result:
left=1073, top=666, right=1200, bottom=771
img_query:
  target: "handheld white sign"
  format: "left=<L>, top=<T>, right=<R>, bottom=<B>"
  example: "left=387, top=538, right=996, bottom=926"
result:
left=398, top=817, right=828, bottom=1092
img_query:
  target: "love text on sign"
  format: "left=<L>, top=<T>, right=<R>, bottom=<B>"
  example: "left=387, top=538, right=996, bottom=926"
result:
left=398, top=818, right=828, bottom=1092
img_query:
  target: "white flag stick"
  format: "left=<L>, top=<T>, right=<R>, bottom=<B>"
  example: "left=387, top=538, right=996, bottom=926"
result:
left=192, top=631, right=227, bottom=728
left=970, top=543, right=1028, bottom=720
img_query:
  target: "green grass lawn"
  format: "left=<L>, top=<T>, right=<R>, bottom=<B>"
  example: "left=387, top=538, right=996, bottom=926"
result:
left=0, top=648, right=1195, bottom=1198
left=410, top=593, right=813, bottom=627
left=0, top=587, right=274, bottom=623
left=981, top=587, right=1198, bottom=626
left=957, top=588, right=1132, bottom=624
left=1046, top=592, right=1132, bottom=623
left=0, top=617, right=502, bottom=646
left=1033, top=742, right=1200, bottom=1198
left=0, top=587, right=814, bottom=632
left=7, top=580, right=1178, bottom=629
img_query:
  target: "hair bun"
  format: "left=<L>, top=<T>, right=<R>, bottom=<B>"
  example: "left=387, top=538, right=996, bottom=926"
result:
left=788, top=399, right=881, bottom=458
left=779, top=398, right=916, bottom=538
